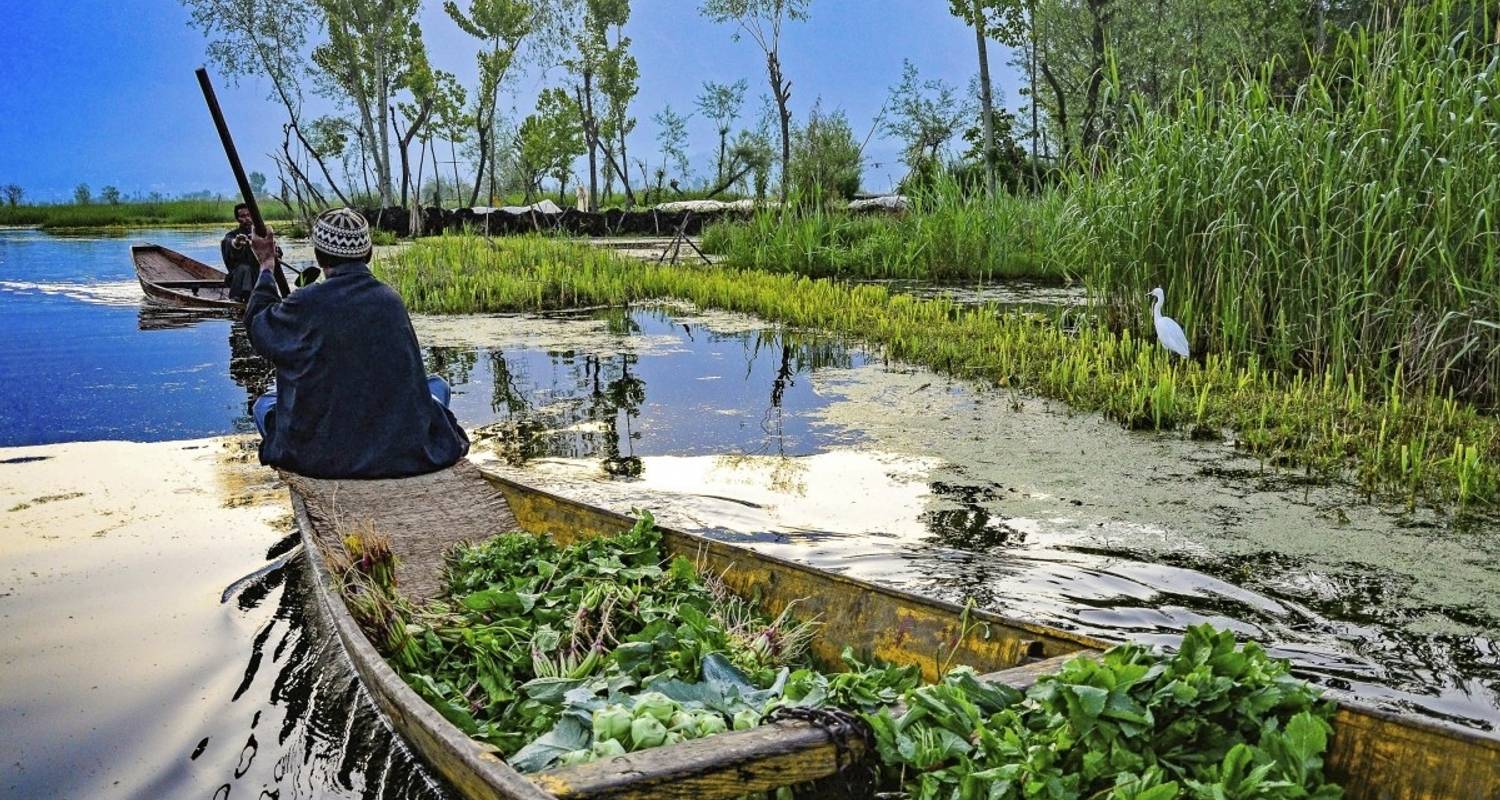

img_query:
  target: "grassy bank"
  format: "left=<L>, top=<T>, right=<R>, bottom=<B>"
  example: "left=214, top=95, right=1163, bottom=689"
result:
left=701, top=185, right=1075, bottom=281
left=1066, top=5, right=1500, bottom=409
left=0, top=200, right=293, bottom=230
left=379, top=235, right=1498, bottom=512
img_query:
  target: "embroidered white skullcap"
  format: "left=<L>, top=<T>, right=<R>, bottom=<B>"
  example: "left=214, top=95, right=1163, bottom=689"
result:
left=311, top=208, right=373, bottom=259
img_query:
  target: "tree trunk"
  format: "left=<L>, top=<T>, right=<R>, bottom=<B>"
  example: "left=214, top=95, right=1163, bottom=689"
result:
left=1040, top=60, right=1071, bottom=166
left=716, top=128, right=729, bottom=186
left=469, top=123, right=490, bottom=207
left=768, top=52, right=792, bottom=203
left=972, top=0, right=997, bottom=194
left=617, top=124, right=634, bottom=207
left=705, top=160, right=756, bottom=199
left=450, top=139, right=462, bottom=205
left=374, top=50, right=393, bottom=205
left=1029, top=0, right=1040, bottom=186
left=1079, top=0, right=1111, bottom=153
left=583, top=71, right=599, bottom=213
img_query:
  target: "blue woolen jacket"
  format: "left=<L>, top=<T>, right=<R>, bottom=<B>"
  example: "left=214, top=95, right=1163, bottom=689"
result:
left=243, top=263, right=469, bottom=479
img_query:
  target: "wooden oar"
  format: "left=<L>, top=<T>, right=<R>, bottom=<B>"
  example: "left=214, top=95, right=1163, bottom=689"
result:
left=195, top=67, right=292, bottom=297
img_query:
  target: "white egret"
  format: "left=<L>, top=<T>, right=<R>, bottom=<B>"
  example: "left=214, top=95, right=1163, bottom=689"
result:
left=1148, top=287, right=1190, bottom=358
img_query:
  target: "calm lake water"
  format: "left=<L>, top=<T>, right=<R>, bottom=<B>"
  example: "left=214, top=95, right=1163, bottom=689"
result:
left=2, top=227, right=1498, bottom=797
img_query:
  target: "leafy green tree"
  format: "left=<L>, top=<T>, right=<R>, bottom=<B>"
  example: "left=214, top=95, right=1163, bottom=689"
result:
left=309, top=0, right=424, bottom=206
left=596, top=3, right=640, bottom=206
left=248, top=171, right=268, bottom=196
left=3, top=184, right=21, bottom=207
left=444, top=0, right=532, bottom=206
left=100, top=185, right=122, bottom=205
left=73, top=184, right=91, bottom=205
left=787, top=102, right=860, bottom=203
left=883, top=60, right=970, bottom=186
left=695, top=79, right=748, bottom=186
left=517, top=89, right=585, bottom=203
left=1023, top=0, right=1307, bottom=167
left=700, top=0, right=811, bottom=203
left=558, top=0, right=637, bottom=210
left=650, top=104, right=691, bottom=201
left=180, top=0, right=351, bottom=205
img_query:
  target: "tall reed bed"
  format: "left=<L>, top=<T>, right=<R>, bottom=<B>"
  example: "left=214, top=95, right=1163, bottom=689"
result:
left=0, top=200, right=292, bottom=229
left=701, top=181, right=1075, bottom=281
left=380, top=235, right=1498, bottom=512
left=1070, top=2, right=1500, bottom=407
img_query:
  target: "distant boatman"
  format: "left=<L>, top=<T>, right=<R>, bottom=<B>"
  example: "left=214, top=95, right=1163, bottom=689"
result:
left=242, top=208, right=469, bottom=479
left=221, top=203, right=260, bottom=301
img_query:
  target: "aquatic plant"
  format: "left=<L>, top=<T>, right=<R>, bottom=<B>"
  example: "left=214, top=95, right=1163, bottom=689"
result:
left=868, top=624, right=1341, bottom=800
left=378, top=235, right=1499, bottom=511
left=1069, top=2, right=1500, bottom=408
left=345, top=513, right=1343, bottom=797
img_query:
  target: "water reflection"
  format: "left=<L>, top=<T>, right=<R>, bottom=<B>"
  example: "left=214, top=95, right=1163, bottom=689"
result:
left=446, top=307, right=861, bottom=477
left=135, top=304, right=275, bottom=429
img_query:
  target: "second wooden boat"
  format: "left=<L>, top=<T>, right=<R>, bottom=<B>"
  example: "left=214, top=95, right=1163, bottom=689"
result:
left=285, top=462, right=1500, bottom=800
left=131, top=243, right=241, bottom=310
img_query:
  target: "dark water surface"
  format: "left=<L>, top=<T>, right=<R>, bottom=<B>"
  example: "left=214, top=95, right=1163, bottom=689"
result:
left=3, top=228, right=1499, bottom=798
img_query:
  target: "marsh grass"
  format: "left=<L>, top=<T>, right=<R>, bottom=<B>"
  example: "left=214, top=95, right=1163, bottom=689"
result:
left=1071, top=3, right=1500, bottom=408
left=0, top=200, right=293, bottom=229
left=381, top=235, right=1498, bottom=512
left=701, top=179, right=1074, bottom=281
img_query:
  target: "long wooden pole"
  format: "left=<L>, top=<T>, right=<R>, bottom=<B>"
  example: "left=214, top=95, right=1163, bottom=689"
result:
left=196, top=67, right=291, bottom=296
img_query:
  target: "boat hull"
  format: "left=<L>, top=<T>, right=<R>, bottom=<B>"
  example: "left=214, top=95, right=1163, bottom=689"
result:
left=131, top=243, right=243, bottom=310
left=286, top=464, right=1500, bottom=800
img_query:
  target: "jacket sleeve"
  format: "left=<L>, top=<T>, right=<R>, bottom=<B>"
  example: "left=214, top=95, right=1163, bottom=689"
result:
left=244, top=270, right=310, bottom=366
left=220, top=235, right=234, bottom=285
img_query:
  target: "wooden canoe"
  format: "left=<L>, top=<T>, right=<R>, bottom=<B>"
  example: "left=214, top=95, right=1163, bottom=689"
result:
left=131, top=243, right=242, bottom=310
left=286, top=462, right=1500, bottom=800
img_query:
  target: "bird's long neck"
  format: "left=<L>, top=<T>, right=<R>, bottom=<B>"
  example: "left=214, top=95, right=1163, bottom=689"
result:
left=1152, top=295, right=1163, bottom=319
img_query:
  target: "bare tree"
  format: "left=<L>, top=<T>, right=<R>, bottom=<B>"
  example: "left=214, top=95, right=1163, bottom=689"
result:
left=700, top=0, right=811, bottom=203
left=182, top=0, right=351, bottom=205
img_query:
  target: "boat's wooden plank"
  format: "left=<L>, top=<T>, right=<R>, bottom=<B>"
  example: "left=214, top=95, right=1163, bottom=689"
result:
left=1327, top=704, right=1500, bottom=800
left=292, top=487, right=555, bottom=800
left=286, top=461, right=518, bottom=602
left=484, top=471, right=1100, bottom=681
left=536, top=650, right=1091, bottom=800
left=534, top=718, right=866, bottom=800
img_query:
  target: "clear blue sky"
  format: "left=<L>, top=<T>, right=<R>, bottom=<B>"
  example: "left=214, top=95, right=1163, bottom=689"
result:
left=0, top=1, right=1024, bottom=202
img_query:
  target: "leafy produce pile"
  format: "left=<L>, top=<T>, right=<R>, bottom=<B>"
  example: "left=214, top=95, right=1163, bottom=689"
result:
left=337, top=520, right=1340, bottom=799
left=868, top=625, right=1341, bottom=800
left=336, top=515, right=914, bottom=771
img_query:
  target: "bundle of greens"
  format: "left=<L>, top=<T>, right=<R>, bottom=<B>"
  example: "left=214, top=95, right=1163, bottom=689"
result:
left=866, top=625, right=1341, bottom=800
left=337, top=514, right=868, bottom=771
left=339, top=519, right=1340, bottom=799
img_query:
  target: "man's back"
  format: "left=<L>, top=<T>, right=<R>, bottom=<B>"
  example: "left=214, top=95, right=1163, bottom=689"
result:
left=244, top=262, right=469, bottom=479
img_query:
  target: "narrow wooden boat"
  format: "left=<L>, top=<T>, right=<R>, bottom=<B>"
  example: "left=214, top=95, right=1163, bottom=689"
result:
left=131, top=243, right=241, bottom=310
left=286, top=462, right=1500, bottom=800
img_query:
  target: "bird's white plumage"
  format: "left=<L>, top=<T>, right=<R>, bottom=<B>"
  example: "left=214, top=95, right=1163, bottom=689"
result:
left=1149, top=287, right=1191, bottom=358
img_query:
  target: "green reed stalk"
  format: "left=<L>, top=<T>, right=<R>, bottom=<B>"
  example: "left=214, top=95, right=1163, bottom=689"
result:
left=1068, top=1, right=1500, bottom=408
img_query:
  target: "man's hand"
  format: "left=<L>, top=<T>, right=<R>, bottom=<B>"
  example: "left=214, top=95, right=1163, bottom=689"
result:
left=250, top=227, right=277, bottom=271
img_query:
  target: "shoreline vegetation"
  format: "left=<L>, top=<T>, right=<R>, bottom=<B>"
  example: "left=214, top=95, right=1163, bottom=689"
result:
left=378, top=235, right=1497, bottom=514
left=700, top=183, right=1074, bottom=282
left=0, top=199, right=293, bottom=230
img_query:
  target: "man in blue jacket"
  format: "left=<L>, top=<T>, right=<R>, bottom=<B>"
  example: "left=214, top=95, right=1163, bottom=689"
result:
left=243, top=208, right=469, bottom=479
